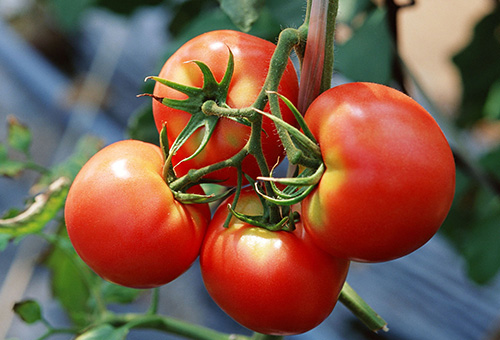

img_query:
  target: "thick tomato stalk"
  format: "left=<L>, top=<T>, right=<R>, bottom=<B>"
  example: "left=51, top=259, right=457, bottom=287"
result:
left=301, top=82, right=456, bottom=262
left=152, top=30, right=299, bottom=186
left=65, top=140, right=210, bottom=288
left=200, top=188, right=349, bottom=335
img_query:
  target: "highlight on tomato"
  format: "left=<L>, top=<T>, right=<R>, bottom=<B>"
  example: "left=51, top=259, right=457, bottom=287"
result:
left=301, top=82, right=456, bottom=263
left=200, top=188, right=350, bottom=335
left=152, top=30, right=299, bottom=186
left=65, top=140, right=210, bottom=288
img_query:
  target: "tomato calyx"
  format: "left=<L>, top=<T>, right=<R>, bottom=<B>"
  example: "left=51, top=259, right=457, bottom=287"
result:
left=157, top=124, right=236, bottom=205
left=228, top=202, right=299, bottom=232
left=252, top=93, right=326, bottom=207
left=141, top=49, right=236, bottom=168
left=255, top=163, right=325, bottom=206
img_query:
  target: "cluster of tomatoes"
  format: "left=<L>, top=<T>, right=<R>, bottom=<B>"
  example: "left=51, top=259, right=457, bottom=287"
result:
left=64, top=30, right=456, bottom=336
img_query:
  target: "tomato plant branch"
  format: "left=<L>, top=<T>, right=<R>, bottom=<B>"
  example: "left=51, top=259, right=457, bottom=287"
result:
left=250, top=333, right=283, bottom=340
left=298, top=0, right=338, bottom=112
left=104, top=313, right=251, bottom=340
left=339, top=282, right=388, bottom=333
left=147, top=288, right=160, bottom=315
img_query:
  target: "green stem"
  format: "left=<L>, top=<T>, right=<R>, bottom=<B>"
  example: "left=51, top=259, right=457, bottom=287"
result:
left=251, top=333, right=283, bottom=340
left=148, top=288, right=160, bottom=315
left=105, top=313, right=251, bottom=340
left=339, top=282, right=388, bottom=332
left=202, top=100, right=256, bottom=120
left=24, top=160, right=51, bottom=175
left=40, top=231, right=108, bottom=316
left=298, top=0, right=339, bottom=112
left=168, top=146, right=248, bottom=191
left=37, top=327, right=79, bottom=340
left=321, top=0, right=339, bottom=94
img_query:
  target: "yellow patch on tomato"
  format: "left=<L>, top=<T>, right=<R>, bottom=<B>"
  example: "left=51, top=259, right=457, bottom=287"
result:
left=307, top=148, right=346, bottom=230
left=239, top=228, right=283, bottom=263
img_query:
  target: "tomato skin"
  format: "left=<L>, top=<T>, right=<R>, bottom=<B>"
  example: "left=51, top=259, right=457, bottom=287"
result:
left=301, top=82, right=456, bottom=262
left=200, top=188, right=349, bottom=335
left=65, top=140, right=210, bottom=288
left=152, top=30, right=299, bottom=186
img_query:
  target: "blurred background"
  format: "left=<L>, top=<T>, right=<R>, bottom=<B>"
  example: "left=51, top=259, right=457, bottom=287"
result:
left=1, top=0, right=500, bottom=339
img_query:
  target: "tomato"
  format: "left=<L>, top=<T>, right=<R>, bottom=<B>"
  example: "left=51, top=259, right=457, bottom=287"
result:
left=200, top=188, right=349, bottom=335
left=301, top=82, right=456, bottom=262
left=152, top=30, right=299, bottom=186
left=65, top=140, right=210, bottom=288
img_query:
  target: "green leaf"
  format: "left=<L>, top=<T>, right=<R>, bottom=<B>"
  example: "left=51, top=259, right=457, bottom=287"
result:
left=13, top=300, right=42, bottom=324
left=219, top=0, right=264, bottom=32
left=47, top=0, right=96, bottom=32
left=440, top=162, right=500, bottom=284
left=266, top=0, right=308, bottom=28
left=76, top=324, right=129, bottom=340
left=336, top=0, right=373, bottom=23
left=462, top=205, right=500, bottom=284
left=0, top=233, right=11, bottom=251
left=335, top=7, right=393, bottom=85
left=484, top=79, right=500, bottom=120
left=100, top=281, right=142, bottom=305
left=36, top=136, right=103, bottom=188
left=0, top=144, right=25, bottom=177
left=7, top=117, right=32, bottom=156
left=45, top=234, right=96, bottom=327
left=0, top=177, right=70, bottom=237
left=452, top=4, right=500, bottom=127
left=479, top=146, right=500, bottom=182
left=166, top=6, right=280, bottom=59
left=127, top=104, right=159, bottom=145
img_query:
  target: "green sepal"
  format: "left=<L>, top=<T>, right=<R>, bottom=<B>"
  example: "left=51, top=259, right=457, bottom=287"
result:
left=172, top=187, right=235, bottom=205
left=145, top=49, right=235, bottom=168
left=159, top=124, right=177, bottom=183
left=258, top=163, right=324, bottom=187
left=169, top=114, right=219, bottom=166
left=255, top=164, right=324, bottom=205
left=255, top=180, right=316, bottom=206
left=266, top=91, right=317, bottom=143
left=227, top=203, right=293, bottom=231
left=253, top=108, right=322, bottom=160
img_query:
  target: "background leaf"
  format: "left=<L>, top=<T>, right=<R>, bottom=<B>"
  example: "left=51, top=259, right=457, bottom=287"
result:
left=452, top=4, right=500, bottom=127
left=0, top=144, right=25, bottom=177
left=100, top=281, right=142, bottom=305
left=440, top=147, right=500, bottom=284
left=0, top=233, right=10, bottom=251
left=13, top=300, right=42, bottom=324
left=0, top=177, right=69, bottom=237
left=35, top=136, right=103, bottom=189
left=75, top=324, right=129, bottom=340
left=219, top=0, right=264, bottom=32
left=335, top=7, right=393, bottom=84
left=7, top=117, right=32, bottom=156
left=44, top=233, right=97, bottom=327
left=127, top=104, right=159, bottom=145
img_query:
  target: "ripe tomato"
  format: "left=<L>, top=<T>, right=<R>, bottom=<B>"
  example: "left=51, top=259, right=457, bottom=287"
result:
left=200, top=188, right=349, bottom=335
left=65, top=140, right=210, bottom=288
left=301, top=82, right=456, bottom=262
left=152, top=30, right=299, bottom=186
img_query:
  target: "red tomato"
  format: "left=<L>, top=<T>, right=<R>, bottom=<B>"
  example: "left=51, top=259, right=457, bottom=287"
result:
left=301, top=82, right=456, bottom=262
left=65, top=140, right=210, bottom=288
left=200, top=188, right=349, bottom=335
left=152, top=30, right=299, bottom=186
